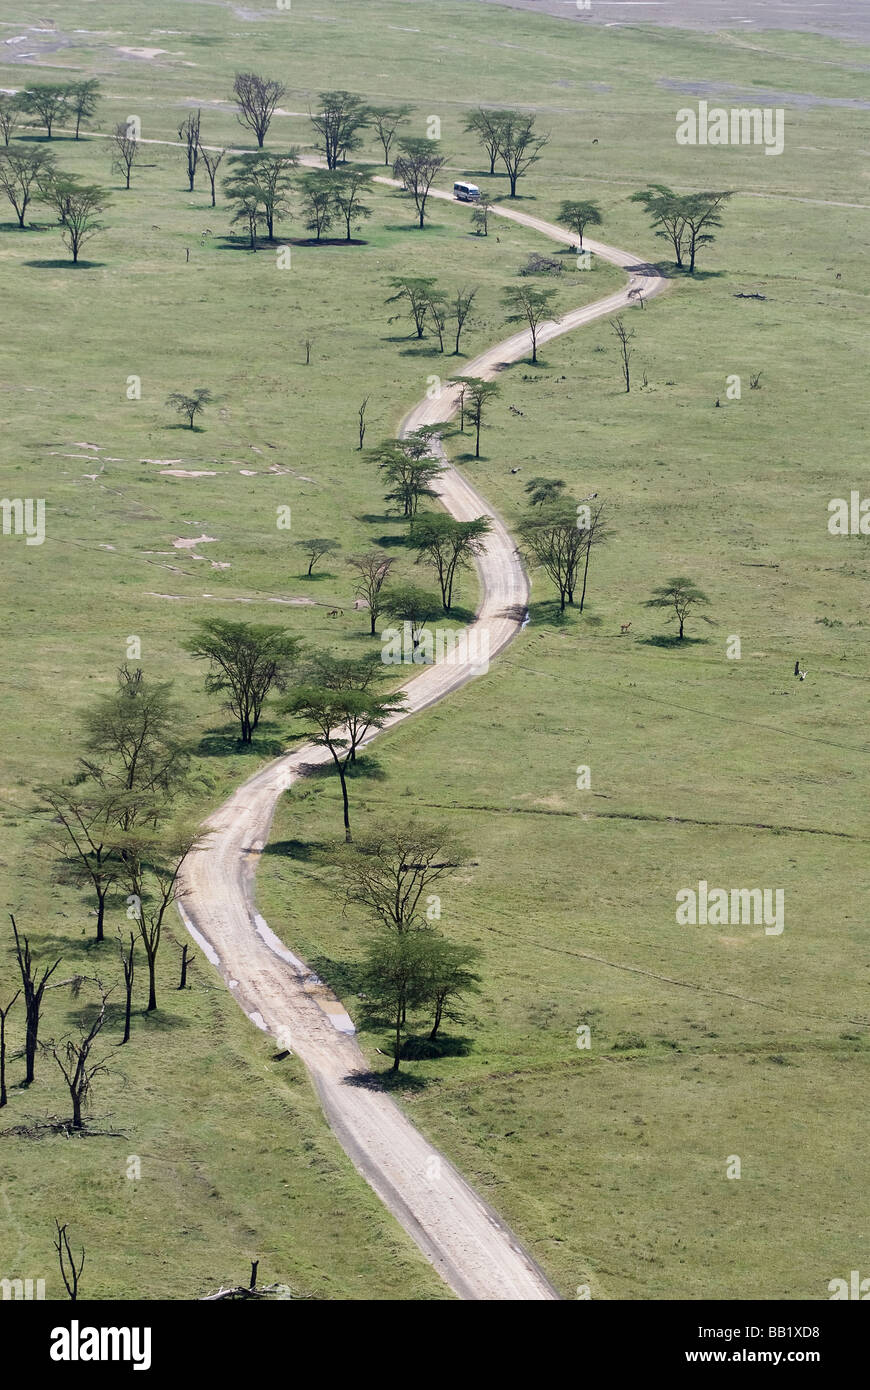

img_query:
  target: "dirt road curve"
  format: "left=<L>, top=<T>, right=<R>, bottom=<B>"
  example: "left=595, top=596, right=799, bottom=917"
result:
left=178, top=193, right=668, bottom=1300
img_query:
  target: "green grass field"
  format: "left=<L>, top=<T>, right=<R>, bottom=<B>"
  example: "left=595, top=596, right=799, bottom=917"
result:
left=0, top=0, right=868, bottom=1300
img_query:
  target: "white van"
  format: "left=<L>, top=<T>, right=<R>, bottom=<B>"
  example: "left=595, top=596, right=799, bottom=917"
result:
left=454, top=181, right=481, bottom=203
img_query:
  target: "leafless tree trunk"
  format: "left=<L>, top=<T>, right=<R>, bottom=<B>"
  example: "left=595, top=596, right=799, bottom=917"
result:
left=11, top=915, right=61, bottom=1086
left=48, top=979, right=113, bottom=1130
left=118, top=931, right=135, bottom=1044
left=610, top=316, right=635, bottom=393
left=178, top=110, right=201, bottom=192
left=0, top=988, right=20, bottom=1106
left=357, top=395, right=370, bottom=451
left=54, top=1221, right=85, bottom=1301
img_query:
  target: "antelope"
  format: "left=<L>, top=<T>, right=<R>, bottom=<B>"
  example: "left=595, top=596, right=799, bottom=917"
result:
left=620, top=622, right=632, bottom=634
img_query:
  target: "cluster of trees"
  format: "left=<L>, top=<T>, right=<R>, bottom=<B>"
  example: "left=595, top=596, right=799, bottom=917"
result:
left=387, top=277, right=560, bottom=372
left=463, top=108, right=549, bottom=196
left=631, top=184, right=732, bottom=273
left=518, top=487, right=609, bottom=614
left=0, top=143, right=111, bottom=260
left=337, top=825, right=482, bottom=1070
left=0, top=81, right=101, bottom=143
left=0, top=669, right=205, bottom=1129
left=386, top=278, right=478, bottom=353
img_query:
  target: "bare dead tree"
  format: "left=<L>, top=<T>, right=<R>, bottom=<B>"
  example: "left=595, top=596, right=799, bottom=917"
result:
left=197, top=142, right=225, bottom=208
left=117, top=930, right=135, bottom=1045
left=232, top=72, right=286, bottom=148
left=0, top=986, right=21, bottom=1107
left=177, top=109, right=201, bottom=192
left=11, top=914, right=61, bottom=1086
left=54, top=1220, right=85, bottom=1301
left=610, top=316, right=635, bottom=393
left=357, top=395, right=370, bottom=451
left=47, top=978, right=114, bottom=1130
left=111, top=121, right=139, bottom=190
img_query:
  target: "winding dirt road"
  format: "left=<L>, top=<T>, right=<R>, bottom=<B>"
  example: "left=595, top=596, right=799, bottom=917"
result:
left=178, top=192, right=668, bottom=1300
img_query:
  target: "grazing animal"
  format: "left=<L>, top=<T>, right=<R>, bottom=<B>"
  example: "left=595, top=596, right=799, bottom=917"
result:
left=620, top=622, right=632, bottom=634
left=327, top=608, right=343, bottom=618
left=798, top=668, right=807, bottom=681
left=509, top=404, right=525, bottom=416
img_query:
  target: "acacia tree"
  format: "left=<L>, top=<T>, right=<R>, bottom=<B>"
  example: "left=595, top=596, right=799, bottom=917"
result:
left=464, top=108, right=506, bottom=175
left=111, top=121, right=139, bottom=189
left=68, top=79, right=101, bottom=140
left=232, top=72, right=286, bottom=148
left=295, top=537, right=339, bottom=576
left=166, top=386, right=213, bottom=428
left=283, top=684, right=407, bottom=841
left=177, top=110, right=201, bottom=192
left=381, top=584, right=442, bottom=656
left=425, top=285, right=449, bottom=353
left=310, top=90, right=370, bottom=168
left=0, top=145, right=54, bottom=227
left=497, top=111, right=549, bottom=196
left=369, top=104, right=411, bottom=164
left=47, top=978, right=113, bottom=1130
left=185, top=619, right=300, bottom=743
left=451, top=286, right=478, bottom=355
left=644, top=576, right=713, bottom=640
left=227, top=182, right=266, bottom=249
left=393, top=138, right=447, bottom=228
left=452, top=376, right=499, bottom=458
left=0, top=94, right=22, bottom=146
left=0, top=986, right=20, bottom=1107
left=19, top=83, right=68, bottom=138
left=360, top=931, right=434, bottom=1071
left=630, top=184, right=688, bottom=267
left=10, top=914, right=61, bottom=1086
left=422, top=936, right=482, bottom=1041
left=348, top=552, right=395, bottom=635
left=198, top=142, right=225, bottom=208
left=36, top=784, right=119, bottom=942
left=338, top=823, right=461, bottom=934
left=225, top=149, right=297, bottom=239
left=502, top=285, right=559, bottom=365
left=300, top=170, right=336, bottom=241
left=518, top=506, right=587, bottom=612
left=631, top=184, right=731, bottom=273
left=681, top=191, right=733, bottom=273
left=42, top=177, right=110, bottom=263
left=370, top=434, right=444, bottom=519
left=386, top=276, right=438, bottom=339
left=558, top=198, right=602, bottom=249
left=412, top=513, right=492, bottom=612
left=524, top=477, right=566, bottom=508
left=78, top=666, right=189, bottom=836
left=331, top=165, right=373, bottom=241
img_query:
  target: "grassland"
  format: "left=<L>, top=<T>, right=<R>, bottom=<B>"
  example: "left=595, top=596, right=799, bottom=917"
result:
left=1, top=0, right=868, bottom=1299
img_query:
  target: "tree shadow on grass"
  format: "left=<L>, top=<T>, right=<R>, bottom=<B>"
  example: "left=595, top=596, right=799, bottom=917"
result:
left=341, top=1065, right=429, bottom=1093
left=164, top=422, right=206, bottom=433
left=261, top=837, right=331, bottom=863
left=307, top=954, right=367, bottom=999
left=197, top=723, right=286, bottom=758
left=63, top=1000, right=190, bottom=1031
left=524, top=599, right=573, bottom=628
left=299, top=755, right=387, bottom=785
left=640, top=634, right=711, bottom=649
left=371, top=532, right=410, bottom=549
left=23, top=259, right=105, bottom=269
left=400, top=1032, right=473, bottom=1061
